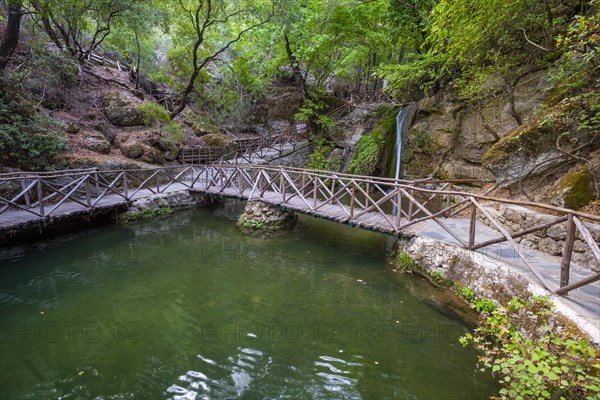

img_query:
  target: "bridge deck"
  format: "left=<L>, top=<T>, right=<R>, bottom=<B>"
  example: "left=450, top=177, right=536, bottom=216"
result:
left=0, top=182, right=192, bottom=231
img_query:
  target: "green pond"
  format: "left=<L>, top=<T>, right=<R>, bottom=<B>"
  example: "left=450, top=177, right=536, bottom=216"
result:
left=0, top=200, right=498, bottom=399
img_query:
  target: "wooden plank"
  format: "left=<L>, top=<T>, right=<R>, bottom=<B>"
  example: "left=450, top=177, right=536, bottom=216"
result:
left=554, top=272, right=600, bottom=295
left=468, top=202, right=476, bottom=249
left=573, top=216, right=600, bottom=263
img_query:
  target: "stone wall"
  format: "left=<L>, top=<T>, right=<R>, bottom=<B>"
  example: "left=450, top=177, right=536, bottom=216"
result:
left=481, top=204, right=600, bottom=272
left=128, top=190, right=215, bottom=212
left=395, top=236, right=600, bottom=342
left=237, top=201, right=297, bottom=231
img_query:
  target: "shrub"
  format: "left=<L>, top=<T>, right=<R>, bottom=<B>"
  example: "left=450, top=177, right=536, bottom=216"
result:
left=137, top=102, right=185, bottom=146
left=138, top=102, right=171, bottom=125
left=119, top=207, right=172, bottom=222
left=394, top=251, right=419, bottom=272
left=459, top=296, right=600, bottom=399
left=306, top=136, right=340, bottom=171
left=0, top=76, right=68, bottom=170
left=347, top=129, right=384, bottom=175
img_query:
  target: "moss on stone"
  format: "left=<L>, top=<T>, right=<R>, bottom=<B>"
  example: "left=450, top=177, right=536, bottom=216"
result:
left=347, top=129, right=385, bottom=175
left=551, top=167, right=594, bottom=210
left=482, top=100, right=579, bottom=167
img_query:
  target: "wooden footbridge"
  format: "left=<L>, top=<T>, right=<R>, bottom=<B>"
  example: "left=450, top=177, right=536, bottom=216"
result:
left=1, top=164, right=599, bottom=297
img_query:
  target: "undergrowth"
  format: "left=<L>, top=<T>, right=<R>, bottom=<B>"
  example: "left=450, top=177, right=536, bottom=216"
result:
left=459, top=295, right=600, bottom=400
left=119, top=207, right=172, bottom=222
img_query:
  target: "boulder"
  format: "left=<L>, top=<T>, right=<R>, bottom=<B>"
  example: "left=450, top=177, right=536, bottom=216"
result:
left=549, top=167, right=594, bottom=210
left=84, top=132, right=112, bottom=154
left=101, top=91, right=145, bottom=126
left=157, top=138, right=180, bottom=161
left=93, top=122, right=115, bottom=143
left=144, top=147, right=165, bottom=164
left=120, top=141, right=145, bottom=159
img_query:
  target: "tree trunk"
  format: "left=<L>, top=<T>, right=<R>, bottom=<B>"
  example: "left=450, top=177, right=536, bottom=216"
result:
left=0, top=0, right=23, bottom=70
left=284, top=34, right=307, bottom=102
left=135, top=29, right=141, bottom=90
left=504, top=79, right=523, bottom=126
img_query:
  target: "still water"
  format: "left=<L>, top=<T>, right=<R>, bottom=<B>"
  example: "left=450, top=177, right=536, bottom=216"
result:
left=0, top=201, right=497, bottom=399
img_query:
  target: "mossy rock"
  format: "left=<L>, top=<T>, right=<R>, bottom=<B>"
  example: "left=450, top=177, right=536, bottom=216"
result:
left=120, top=141, right=145, bottom=159
left=144, top=147, right=165, bottom=164
left=202, top=133, right=234, bottom=147
left=101, top=91, right=145, bottom=126
left=550, top=167, right=594, bottom=210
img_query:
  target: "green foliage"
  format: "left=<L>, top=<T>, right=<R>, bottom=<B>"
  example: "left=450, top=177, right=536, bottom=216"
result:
left=306, top=136, right=340, bottom=171
left=430, top=271, right=443, bottom=282
left=376, top=53, right=447, bottom=97
left=242, top=220, right=265, bottom=229
left=549, top=9, right=600, bottom=104
left=460, top=296, right=600, bottom=400
left=138, top=102, right=171, bottom=125
left=347, top=129, right=384, bottom=175
left=0, top=76, right=68, bottom=170
left=295, top=98, right=335, bottom=131
left=394, top=251, right=419, bottom=273
left=120, top=207, right=172, bottom=222
left=456, top=285, right=498, bottom=313
left=137, top=102, right=185, bottom=145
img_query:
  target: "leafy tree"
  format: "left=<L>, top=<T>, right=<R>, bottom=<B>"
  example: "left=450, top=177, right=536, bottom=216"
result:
left=30, top=0, right=139, bottom=61
left=167, top=0, right=274, bottom=119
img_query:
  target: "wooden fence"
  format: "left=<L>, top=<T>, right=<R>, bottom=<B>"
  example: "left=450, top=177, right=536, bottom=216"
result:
left=179, top=129, right=307, bottom=164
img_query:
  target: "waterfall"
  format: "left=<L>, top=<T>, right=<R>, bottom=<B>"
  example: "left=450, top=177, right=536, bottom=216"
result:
left=393, top=105, right=417, bottom=180
left=392, top=104, right=418, bottom=216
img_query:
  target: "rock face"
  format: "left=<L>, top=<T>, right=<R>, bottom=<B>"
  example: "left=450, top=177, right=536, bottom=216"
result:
left=101, top=91, right=145, bottom=126
left=395, top=236, right=599, bottom=341
left=237, top=201, right=297, bottom=231
left=157, top=137, right=180, bottom=161
left=128, top=191, right=212, bottom=212
left=405, top=70, right=548, bottom=180
left=482, top=95, right=599, bottom=196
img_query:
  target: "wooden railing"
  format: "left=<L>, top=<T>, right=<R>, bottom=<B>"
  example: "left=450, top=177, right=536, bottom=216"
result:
left=1, top=164, right=599, bottom=295
left=179, top=128, right=308, bottom=165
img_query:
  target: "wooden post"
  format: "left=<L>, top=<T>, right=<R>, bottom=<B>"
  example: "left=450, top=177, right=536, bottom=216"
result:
left=560, top=214, right=575, bottom=289
left=280, top=172, right=286, bottom=202
left=37, top=179, right=45, bottom=216
left=313, top=175, right=317, bottom=209
left=468, top=202, right=476, bottom=249
left=21, top=179, right=31, bottom=208
left=350, top=183, right=356, bottom=219
left=85, top=176, right=92, bottom=206
left=446, top=183, right=454, bottom=217
left=94, top=172, right=100, bottom=195
left=407, top=189, right=413, bottom=221
left=396, top=187, right=402, bottom=229
left=123, top=173, right=129, bottom=200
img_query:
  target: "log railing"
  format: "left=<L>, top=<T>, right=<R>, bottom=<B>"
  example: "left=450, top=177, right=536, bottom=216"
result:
left=179, top=128, right=308, bottom=165
left=1, top=164, right=598, bottom=295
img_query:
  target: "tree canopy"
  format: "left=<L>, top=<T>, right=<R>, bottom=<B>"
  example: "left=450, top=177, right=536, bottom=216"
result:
left=1, top=0, right=597, bottom=120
